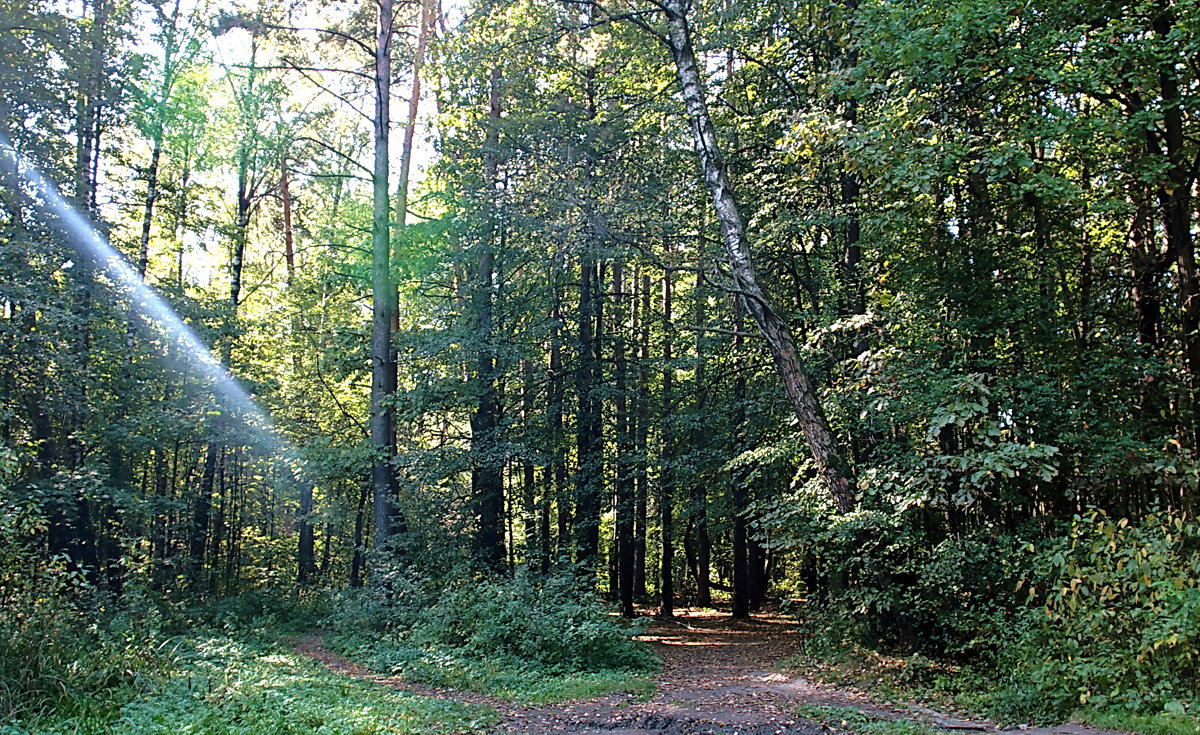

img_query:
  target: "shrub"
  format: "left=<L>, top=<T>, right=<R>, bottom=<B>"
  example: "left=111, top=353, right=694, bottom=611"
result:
left=0, top=563, right=171, bottom=727
left=327, top=567, right=657, bottom=702
left=1012, top=509, right=1200, bottom=715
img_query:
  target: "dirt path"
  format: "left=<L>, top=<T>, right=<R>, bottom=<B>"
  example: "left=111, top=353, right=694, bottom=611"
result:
left=296, top=610, right=1128, bottom=735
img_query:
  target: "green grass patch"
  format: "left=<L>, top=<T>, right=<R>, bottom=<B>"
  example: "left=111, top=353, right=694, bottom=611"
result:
left=359, top=642, right=655, bottom=704
left=794, top=704, right=942, bottom=735
left=1074, top=709, right=1200, bottom=735
left=6, top=634, right=494, bottom=735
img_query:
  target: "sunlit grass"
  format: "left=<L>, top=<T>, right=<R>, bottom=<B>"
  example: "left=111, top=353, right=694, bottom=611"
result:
left=11, top=635, right=494, bottom=735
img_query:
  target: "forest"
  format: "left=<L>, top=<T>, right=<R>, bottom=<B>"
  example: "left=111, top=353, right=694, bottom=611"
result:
left=1, top=0, right=1199, bottom=732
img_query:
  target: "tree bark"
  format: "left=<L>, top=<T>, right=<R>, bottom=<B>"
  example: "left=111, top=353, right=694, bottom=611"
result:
left=731, top=296, right=750, bottom=619
left=634, top=269, right=650, bottom=599
left=370, top=0, right=398, bottom=554
left=663, top=0, right=856, bottom=512
left=659, top=264, right=675, bottom=617
left=471, top=67, right=505, bottom=571
left=550, top=289, right=571, bottom=562
left=575, top=258, right=603, bottom=571
left=614, top=261, right=635, bottom=617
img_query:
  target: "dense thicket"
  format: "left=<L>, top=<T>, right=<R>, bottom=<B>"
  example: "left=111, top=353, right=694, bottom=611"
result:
left=2, top=0, right=1199, bottom=725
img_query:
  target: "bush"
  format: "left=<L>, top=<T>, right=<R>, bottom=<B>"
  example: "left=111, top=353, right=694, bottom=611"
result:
left=327, top=567, right=657, bottom=702
left=788, top=508, right=1026, bottom=660
left=1011, top=509, right=1200, bottom=715
left=0, top=563, right=171, bottom=727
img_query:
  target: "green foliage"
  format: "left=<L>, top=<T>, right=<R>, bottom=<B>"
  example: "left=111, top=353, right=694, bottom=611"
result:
left=0, top=592, right=167, bottom=727
left=192, top=590, right=330, bottom=635
left=769, top=496, right=1025, bottom=659
left=1010, top=510, right=1200, bottom=716
left=3, top=633, right=492, bottom=735
left=1075, top=709, right=1200, bottom=735
left=328, top=569, right=657, bottom=703
left=0, top=542, right=169, bottom=726
left=98, top=637, right=492, bottom=735
left=0, top=585, right=491, bottom=734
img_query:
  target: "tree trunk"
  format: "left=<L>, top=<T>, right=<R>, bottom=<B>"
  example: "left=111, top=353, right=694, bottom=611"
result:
left=574, top=258, right=603, bottom=572
left=663, top=0, right=856, bottom=512
left=471, top=67, right=504, bottom=571
left=522, top=359, right=540, bottom=567
left=614, top=261, right=635, bottom=617
left=659, top=265, right=675, bottom=618
left=731, top=296, right=750, bottom=619
left=190, top=443, right=217, bottom=593
left=634, top=269, right=650, bottom=599
left=550, top=290, right=571, bottom=562
left=370, top=0, right=397, bottom=555
left=691, top=268, right=711, bottom=608
left=137, top=0, right=183, bottom=277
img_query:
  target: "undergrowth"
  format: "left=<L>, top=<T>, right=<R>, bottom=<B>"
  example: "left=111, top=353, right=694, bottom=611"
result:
left=327, top=566, right=658, bottom=703
left=0, top=577, right=492, bottom=734
left=788, top=510, right=1200, bottom=735
left=4, top=632, right=492, bottom=735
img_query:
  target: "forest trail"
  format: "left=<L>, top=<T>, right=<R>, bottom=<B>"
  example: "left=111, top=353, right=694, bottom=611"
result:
left=296, top=611, right=1128, bottom=735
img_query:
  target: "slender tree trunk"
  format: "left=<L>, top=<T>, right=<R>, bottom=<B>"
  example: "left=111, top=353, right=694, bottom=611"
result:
left=748, top=530, right=768, bottom=609
left=1148, top=5, right=1199, bottom=441
left=521, top=359, right=539, bottom=567
left=471, top=67, right=504, bottom=570
left=190, top=444, right=217, bottom=593
left=350, top=483, right=368, bottom=587
left=663, top=0, right=856, bottom=512
left=280, top=159, right=316, bottom=585
left=614, top=261, right=635, bottom=617
left=393, top=0, right=433, bottom=228
left=731, top=297, right=750, bottom=619
left=659, top=265, right=676, bottom=617
left=575, top=258, right=603, bottom=572
left=550, top=290, right=571, bottom=561
left=634, top=269, right=650, bottom=598
left=137, top=0, right=183, bottom=276
left=691, top=268, right=711, bottom=608
left=370, top=0, right=397, bottom=555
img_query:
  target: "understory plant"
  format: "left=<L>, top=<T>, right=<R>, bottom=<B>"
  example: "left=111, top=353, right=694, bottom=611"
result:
left=1009, top=509, right=1200, bottom=717
left=327, top=565, right=657, bottom=702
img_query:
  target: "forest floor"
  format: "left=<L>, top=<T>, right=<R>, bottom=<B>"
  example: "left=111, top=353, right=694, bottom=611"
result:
left=295, top=610, right=1129, bottom=735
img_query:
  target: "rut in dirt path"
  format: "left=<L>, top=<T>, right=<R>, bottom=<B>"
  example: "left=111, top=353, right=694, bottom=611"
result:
left=295, top=611, right=1128, bottom=735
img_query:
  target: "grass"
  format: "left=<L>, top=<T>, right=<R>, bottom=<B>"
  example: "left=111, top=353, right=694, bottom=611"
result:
left=325, top=572, right=660, bottom=706
left=5, top=634, right=495, bottom=735
left=355, top=641, right=656, bottom=704
left=1074, top=710, right=1200, bottom=735
left=794, top=704, right=942, bottom=735
left=784, top=647, right=1200, bottom=735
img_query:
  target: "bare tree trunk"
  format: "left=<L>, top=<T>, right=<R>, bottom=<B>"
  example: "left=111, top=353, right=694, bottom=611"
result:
left=137, top=0, right=184, bottom=277
left=281, top=160, right=316, bottom=585
left=472, top=67, right=505, bottom=570
left=614, top=261, right=635, bottom=617
left=575, top=257, right=604, bottom=572
left=663, top=0, right=856, bottom=512
left=659, top=264, right=675, bottom=618
left=550, top=290, right=571, bottom=561
left=634, top=269, right=650, bottom=598
left=731, top=297, right=749, bottom=619
left=370, top=0, right=397, bottom=554
left=691, top=268, right=711, bottom=608
left=393, top=0, right=433, bottom=228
